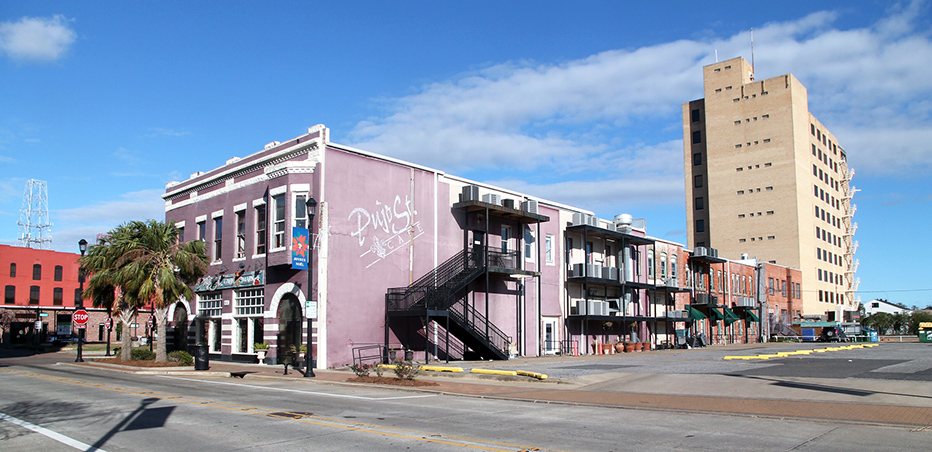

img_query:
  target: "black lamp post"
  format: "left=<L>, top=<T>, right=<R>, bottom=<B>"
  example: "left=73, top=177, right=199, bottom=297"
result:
left=304, top=196, right=317, bottom=378
left=76, top=239, right=87, bottom=363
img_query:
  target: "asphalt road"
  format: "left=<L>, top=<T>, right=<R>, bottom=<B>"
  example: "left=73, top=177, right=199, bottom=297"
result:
left=1, top=344, right=931, bottom=451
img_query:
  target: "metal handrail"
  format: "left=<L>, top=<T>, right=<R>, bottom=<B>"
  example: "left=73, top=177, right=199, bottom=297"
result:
left=448, top=299, right=510, bottom=356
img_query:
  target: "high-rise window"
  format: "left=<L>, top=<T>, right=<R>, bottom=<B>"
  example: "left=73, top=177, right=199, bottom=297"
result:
left=273, top=195, right=286, bottom=249
left=695, top=197, right=704, bottom=210
left=694, top=175, right=703, bottom=188
left=294, top=193, right=307, bottom=229
left=236, top=211, right=246, bottom=259
left=256, top=204, right=267, bottom=255
left=213, top=217, right=223, bottom=261
left=691, top=109, right=700, bottom=122
left=692, top=130, right=702, bottom=144
left=693, top=153, right=702, bottom=166
left=695, top=219, right=705, bottom=233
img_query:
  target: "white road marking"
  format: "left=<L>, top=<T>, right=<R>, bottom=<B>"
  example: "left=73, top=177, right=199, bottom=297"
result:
left=0, top=411, right=107, bottom=452
left=159, top=375, right=439, bottom=400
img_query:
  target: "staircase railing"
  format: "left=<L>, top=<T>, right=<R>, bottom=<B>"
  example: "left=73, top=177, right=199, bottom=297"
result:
left=387, top=247, right=486, bottom=312
left=448, top=299, right=510, bottom=357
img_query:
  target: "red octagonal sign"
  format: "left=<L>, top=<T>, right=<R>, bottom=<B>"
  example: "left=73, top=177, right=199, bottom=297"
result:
left=72, top=310, right=90, bottom=326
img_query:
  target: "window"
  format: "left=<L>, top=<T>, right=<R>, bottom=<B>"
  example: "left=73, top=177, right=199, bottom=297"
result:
left=75, top=288, right=82, bottom=306
left=273, top=195, right=286, bottom=249
left=213, top=217, right=223, bottom=261
left=54, top=265, right=63, bottom=281
left=30, top=285, right=40, bottom=304
left=255, top=204, right=267, bottom=255
left=199, top=293, right=222, bottom=317
left=648, top=253, right=655, bottom=279
left=693, top=153, right=702, bottom=166
left=294, top=193, right=307, bottom=229
left=695, top=219, right=705, bottom=233
left=178, top=226, right=184, bottom=243
left=670, top=255, right=677, bottom=283
left=4, top=285, right=13, bottom=304
left=768, top=278, right=774, bottom=295
left=524, top=227, right=535, bottom=261
left=694, top=175, right=703, bottom=188
left=235, top=288, right=264, bottom=315
left=695, top=197, right=704, bottom=210
left=545, top=234, right=554, bottom=265
left=53, top=287, right=63, bottom=306
left=691, top=130, right=701, bottom=145
left=197, top=221, right=206, bottom=241
left=9, top=263, right=15, bottom=277
left=236, top=211, right=246, bottom=259
left=660, top=253, right=667, bottom=279
left=33, top=264, right=41, bottom=280
left=691, top=109, right=700, bottom=122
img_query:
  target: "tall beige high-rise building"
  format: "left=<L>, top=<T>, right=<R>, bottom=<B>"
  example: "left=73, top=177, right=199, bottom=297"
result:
left=683, top=56, right=858, bottom=320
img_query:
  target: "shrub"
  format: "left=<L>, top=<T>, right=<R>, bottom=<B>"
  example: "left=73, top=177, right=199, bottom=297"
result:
left=131, top=347, right=156, bottom=361
left=393, top=360, right=420, bottom=380
left=374, top=363, right=385, bottom=377
left=167, top=350, right=193, bottom=366
left=254, top=342, right=270, bottom=350
left=349, top=362, right=374, bottom=377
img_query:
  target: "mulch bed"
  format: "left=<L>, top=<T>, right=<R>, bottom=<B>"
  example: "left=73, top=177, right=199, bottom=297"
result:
left=346, top=376, right=438, bottom=387
left=93, top=358, right=191, bottom=368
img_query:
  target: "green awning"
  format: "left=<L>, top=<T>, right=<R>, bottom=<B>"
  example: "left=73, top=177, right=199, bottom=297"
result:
left=745, top=310, right=760, bottom=322
left=723, top=307, right=740, bottom=326
left=708, top=308, right=725, bottom=321
left=687, top=305, right=706, bottom=320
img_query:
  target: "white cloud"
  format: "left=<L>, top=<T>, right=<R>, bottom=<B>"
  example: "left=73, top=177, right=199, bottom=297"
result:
left=0, top=15, right=76, bottom=62
left=346, top=0, right=932, bottom=206
left=51, top=188, right=165, bottom=252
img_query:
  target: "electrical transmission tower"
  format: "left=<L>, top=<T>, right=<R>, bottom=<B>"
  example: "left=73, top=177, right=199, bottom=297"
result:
left=18, top=179, right=53, bottom=249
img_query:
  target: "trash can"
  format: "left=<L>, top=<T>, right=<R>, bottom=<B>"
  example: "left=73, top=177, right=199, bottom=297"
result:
left=195, top=343, right=209, bottom=370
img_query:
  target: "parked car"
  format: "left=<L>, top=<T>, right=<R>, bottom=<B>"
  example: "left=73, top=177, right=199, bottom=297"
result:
left=818, top=326, right=847, bottom=342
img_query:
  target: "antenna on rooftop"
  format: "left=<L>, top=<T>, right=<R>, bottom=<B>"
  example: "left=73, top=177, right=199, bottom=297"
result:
left=750, top=28, right=755, bottom=77
left=17, top=179, right=52, bottom=249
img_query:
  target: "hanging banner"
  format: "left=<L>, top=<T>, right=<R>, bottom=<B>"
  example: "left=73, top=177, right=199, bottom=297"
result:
left=292, top=227, right=309, bottom=270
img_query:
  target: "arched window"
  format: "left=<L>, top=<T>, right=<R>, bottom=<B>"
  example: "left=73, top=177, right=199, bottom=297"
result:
left=660, top=253, right=667, bottom=280
left=32, top=264, right=41, bottom=280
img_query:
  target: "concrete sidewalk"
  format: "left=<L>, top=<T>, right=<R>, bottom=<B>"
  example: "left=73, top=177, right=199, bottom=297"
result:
left=75, top=343, right=932, bottom=428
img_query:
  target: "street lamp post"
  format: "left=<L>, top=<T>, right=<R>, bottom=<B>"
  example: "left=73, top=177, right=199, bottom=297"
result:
left=76, top=239, right=87, bottom=363
left=304, top=196, right=317, bottom=378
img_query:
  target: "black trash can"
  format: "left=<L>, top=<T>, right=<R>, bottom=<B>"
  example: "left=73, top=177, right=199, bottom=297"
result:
left=195, top=343, right=209, bottom=370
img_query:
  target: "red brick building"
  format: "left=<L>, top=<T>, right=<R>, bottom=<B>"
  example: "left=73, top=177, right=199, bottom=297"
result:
left=0, top=244, right=149, bottom=345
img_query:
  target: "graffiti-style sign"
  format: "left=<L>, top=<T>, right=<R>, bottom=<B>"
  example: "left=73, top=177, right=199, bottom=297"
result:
left=348, top=194, right=425, bottom=268
left=292, top=227, right=309, bottom=270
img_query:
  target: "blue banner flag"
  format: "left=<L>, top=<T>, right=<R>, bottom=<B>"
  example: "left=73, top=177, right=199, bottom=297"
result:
left=291, top=227, right=309, bottom=270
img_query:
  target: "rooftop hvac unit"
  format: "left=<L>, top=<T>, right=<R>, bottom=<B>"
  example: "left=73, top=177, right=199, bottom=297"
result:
left=587, top=264, right=602, bottom=278
left=522, top=200, right=539, bottom=214
left=710, top=248, right=719, bottom=258
left=572, top=212, right=590, bottom=226
left=572, top=263, right=585, bottom=277
left=614, top=213, right=633, bottom=233
left=602, top=266, right=618, bottom=281
left=481, top=193, right=501, bottom=206
left=735, top=297, right=757, bottom=308
left=461, top=185, right=480, bottom=201
left=587, top=216, right=601, bottom=228
left=502, top=198, right=515, bottom=209
left=694, top=247, right=708, bottom=257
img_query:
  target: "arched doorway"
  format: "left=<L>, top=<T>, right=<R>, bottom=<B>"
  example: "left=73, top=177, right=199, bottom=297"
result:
left=277, top=294, right=302, bottom=362
left=172, top=303, right=189, bottom=352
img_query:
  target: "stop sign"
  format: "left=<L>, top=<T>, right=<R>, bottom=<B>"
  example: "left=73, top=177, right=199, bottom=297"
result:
left=72, top=310, right=90, bottom=326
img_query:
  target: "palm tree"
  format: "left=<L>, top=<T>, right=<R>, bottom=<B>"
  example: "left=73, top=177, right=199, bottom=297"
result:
left=118, top=220, right=207, bottom=362
left=81, top=223, right=143, bottom=361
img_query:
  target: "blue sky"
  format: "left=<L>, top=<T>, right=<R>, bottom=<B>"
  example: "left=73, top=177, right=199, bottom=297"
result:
left=2, top=1, right=931, bottom=308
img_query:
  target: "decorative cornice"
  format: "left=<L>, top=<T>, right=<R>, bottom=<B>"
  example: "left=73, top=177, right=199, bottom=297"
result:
left=165, top=142, right=318, bottom=202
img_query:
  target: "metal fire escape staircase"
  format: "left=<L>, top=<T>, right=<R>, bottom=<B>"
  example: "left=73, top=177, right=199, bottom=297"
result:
left=386, top=247, right=511, bottom=360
